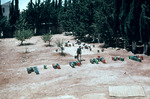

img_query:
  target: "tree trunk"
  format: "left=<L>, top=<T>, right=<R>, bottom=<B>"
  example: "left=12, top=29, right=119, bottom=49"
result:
left=115, top=37, right=118, bottom=47
left=143, top=42, right=148, bottom=54
left=132, top=41, right=136, bottom=54
left=49, top=41, right=50, bottom=46
left=0, top=31, right=3, bottom=37
left=124, top=40, right=127, bottom=49
left=21, top=41, right=23, bottom=45
left=92, top=36, right=95, bottom=42
left=98, top=34, right=100, bottom=43
left=34, top=27, right=37, bottom=34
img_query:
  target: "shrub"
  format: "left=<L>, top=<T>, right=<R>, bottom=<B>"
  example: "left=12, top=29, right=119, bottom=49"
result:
left=14, top=29, right=33, bottom=45
left=41, top=33, right=53, bottom=46
left=55, top=39, right=64, bottom=53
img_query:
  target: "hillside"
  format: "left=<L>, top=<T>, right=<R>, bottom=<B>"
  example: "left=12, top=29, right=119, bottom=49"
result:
left=0, top=33, right=150, bottom=99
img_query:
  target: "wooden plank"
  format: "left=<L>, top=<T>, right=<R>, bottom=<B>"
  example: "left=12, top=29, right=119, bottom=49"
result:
left=109, top=86, right=145, bottom=97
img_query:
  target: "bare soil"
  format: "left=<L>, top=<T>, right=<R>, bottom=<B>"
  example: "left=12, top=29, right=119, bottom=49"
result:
left=0, top=33, right=150, bottom=99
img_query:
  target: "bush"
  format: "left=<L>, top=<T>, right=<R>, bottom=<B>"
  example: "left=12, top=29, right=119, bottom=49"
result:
left=55, top=39, right=64, bottom=53
left=41, top=33, right=53, bottom=46
left=14, top=29, right=33, bottom=45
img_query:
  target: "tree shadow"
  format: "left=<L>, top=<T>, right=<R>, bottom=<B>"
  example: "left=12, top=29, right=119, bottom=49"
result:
left=44, top=44, right=54, bottom=47
left=59, top=52, right=68, bottom=56
left=18, top=43, right=34, bottom=46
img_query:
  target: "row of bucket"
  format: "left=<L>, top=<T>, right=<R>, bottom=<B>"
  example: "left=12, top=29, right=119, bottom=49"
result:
left=112, top=56, right=124, bottom=61
left=27, top=55, right=144, bottom=74
left=90, top=56, right=106, bottom=64
left=27, top=67, right=39, bottom=75
left=27, top=63, right=61, bottom=75
left=27, top=62, right=81, bottom=74
left=129, top=55, right=144, bottom=62
left=90, top=55, right=144, bottom=64
left=69, top=61, right=81, bottom=68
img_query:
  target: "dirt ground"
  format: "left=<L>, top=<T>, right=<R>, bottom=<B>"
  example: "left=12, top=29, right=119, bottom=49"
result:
left=0, top=33, right=150, bottom=99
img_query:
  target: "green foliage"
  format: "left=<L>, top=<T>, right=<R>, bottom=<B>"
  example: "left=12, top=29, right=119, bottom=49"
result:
left=0, top=16, right=12, bottom=38
left=0, top=1, right=2, bottom=16
left=1, top=0, right=148, bottom=53
left=55, top=39, right=64, bottom=53
left=41, top=33, right=53, bottom=46
left=139, top=3, right=150, bottom=43
left=55, top=39, right=64, bottom=47
left=14, top=29, right=33, bottom=45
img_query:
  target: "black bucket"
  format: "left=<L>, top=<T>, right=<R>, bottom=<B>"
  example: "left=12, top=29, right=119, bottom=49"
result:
left=90, top=59, right=94, bottom=64
left=27, top=67, right=34, bottom=74
left=69, top=62, right=75, bottom=68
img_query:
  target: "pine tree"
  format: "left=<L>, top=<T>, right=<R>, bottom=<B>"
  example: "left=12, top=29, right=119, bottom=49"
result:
left=58, top=0, right=62, bottom=8
left=52, top=0, right=55, bottom=7
left=139, top=1, right=150, bottom=54
left=0, top=0, right=2, bottom=16
left=55, top=0, right=57, bottom=9
left=15, top=0, right=19, bottom=20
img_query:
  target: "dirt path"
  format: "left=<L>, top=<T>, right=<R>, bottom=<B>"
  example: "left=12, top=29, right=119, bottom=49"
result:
left=0, top=33, right=150, bottom=99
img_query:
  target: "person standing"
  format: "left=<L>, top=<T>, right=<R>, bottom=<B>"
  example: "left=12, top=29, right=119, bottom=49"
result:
left=77, top=46, right=82, bottom=63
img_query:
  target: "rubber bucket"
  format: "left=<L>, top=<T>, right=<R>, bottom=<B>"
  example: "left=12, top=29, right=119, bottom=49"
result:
left=133, top=55, right=138, bottom=58
left=33, top=67, right=39, bottom=75
left=95, top=59, right=99, bottom=64
left=114, top=58, right=117, bottom=61
left=140, top=56, right=144, bottom=60
left=102, top=59, right=106, bottom=63
left=77, top=62, right=80, bottom=66
left=112, top=57, right=114, bottom=60
left=53, top=66, right=57, bottom=69
left=57, top=65, right=61, bottom=69
left=96, top=58, right=100, bottom=62
left=52, top=64, right=57, bottom=69
left=117, top=57, right=120, bottom=60
left=90, top=59, right=94, bottom=64
left=73, top=61, right=77, bottom=65
left=129, top=56, right=131, bottom=59
left=137, top=58, right=142, bottom=62
left=27, top=68, right=31, bottom=74
left=129, top=56, right=133, bottom=60
left=56, top=63, right=60, bottom=69
left=44, top=65, right=47, bottom=69
left=138, top=56, right=143, bottom=60
left=120, top=58, right=124, bottom=61
left=133, top=56, right=137, bottom=61
left=30, top=67, right=34, bottom=72
left=69, top=62, right=75, bottom=68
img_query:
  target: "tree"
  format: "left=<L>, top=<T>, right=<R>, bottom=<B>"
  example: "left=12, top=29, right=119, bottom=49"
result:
left=139, top=2, right=150, bottom=54
left=0, top=0, right=2, bottom=16
left=15, top=0, right=19, bottom=20
left=41, top=33, right=53, bottom=46
left=14, top=29, right=33, bottom=45
left=55, top=39, right=64, bottom=54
